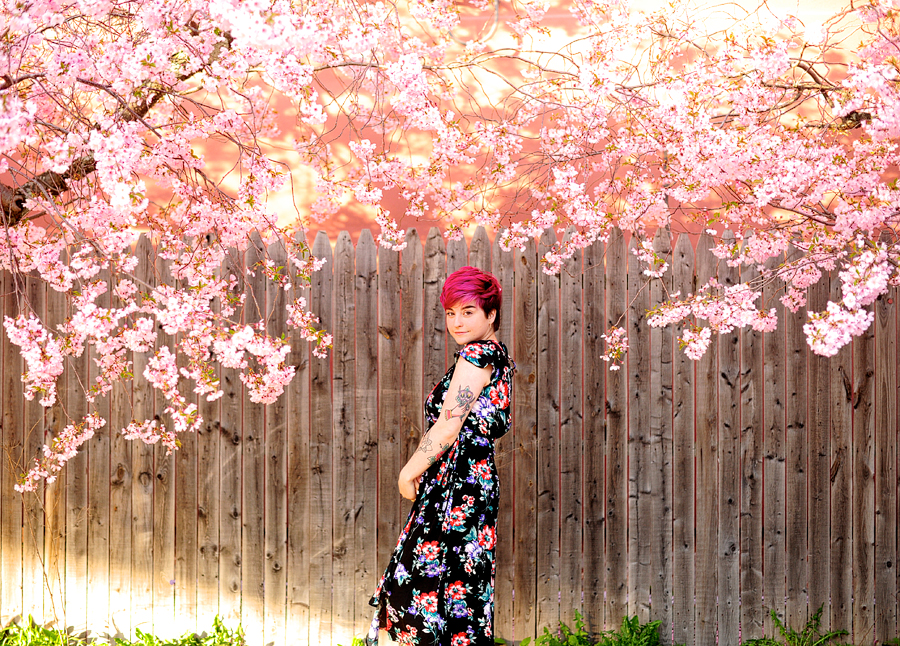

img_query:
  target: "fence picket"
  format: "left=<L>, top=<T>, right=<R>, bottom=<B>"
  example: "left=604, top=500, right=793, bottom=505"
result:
left=513, top=237, right=538, bottom=641
left=332, top=232, right=356, bottom=646
left=423, top=228, right=447, bottom=406
left=740, top=263, right=764, bottom=640
left=400, top=228, right=424, bottom=501
left=265, top=239, right=290, bottom=646
left=493, top=235, right=515, bottom=643
left=65, top=256, right=90, bottom=635
left=762, top=255, right=786, bottom=636
left=354, top=231, right=378, bottom=630
left=218, top=248, right=244, bottom=628
left=310, top=231, right=334, bottom=645
left=649, top=228, right=673, bottom=636
left=627, top=237, right=651, bottom=622
left=88, top=268, right=111, bottom=634
left=1, top=270, right=24, bottom=626
left=852, top=287, right=875, bottom=643
left=717, top=232, right=740, bottom=646
left=784, top=245, right=808, bottom=630
left=807, top=274, right=830, bottom=621
left=376, top=240, right=401, bottom=621
left=153, top=255, right=177, bottom=638
left=874, top=284, right=898, bottom=642
left=830, top=272, right=853, bottom=633
left=196, top=267, right=221, bottom=630
left=605, top=229, right=628, bottom=625
left=469, top=226, right=491, bottom=271
left=286, top=233, right=312, bottom=646
left=130, top=236, right=155, bottom=634
left=22, top=274, right=46, bottom=625
left=174, top=294, right=198, bottom=638
left=559, top=230, right=583, bottom=627
left=671, top=233, right=695, bottom=646
left=536, top=229, right=560, bottom=631
left=447, top=236, right=467, bottom=357
left=694, top=232, right=718, bottom=646
left=582, top=237, right=605, bottom=638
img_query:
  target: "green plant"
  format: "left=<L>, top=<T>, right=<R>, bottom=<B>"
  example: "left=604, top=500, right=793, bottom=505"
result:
left=0, top=616, right=245, bottom=646
left=336, top=639, right=367, bottom=646
left=0, top=616, right=85, bottom=646
left=597, top=615, right=668, bottom=646
left=521, top=610, right=593, bottom=646
left=743, top=606, right=849, bottom=646
left=115, top=617, right=246, bottom=646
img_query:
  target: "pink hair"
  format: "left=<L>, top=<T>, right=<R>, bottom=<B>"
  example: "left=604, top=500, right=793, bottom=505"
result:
left=440, top=266, right=502, bottom=331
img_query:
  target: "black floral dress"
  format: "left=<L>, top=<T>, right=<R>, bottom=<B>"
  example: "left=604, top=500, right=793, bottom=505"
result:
left=367, top=340, right=515, bottom=646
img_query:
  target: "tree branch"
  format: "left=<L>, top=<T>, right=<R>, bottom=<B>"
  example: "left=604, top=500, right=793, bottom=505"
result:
left=0, top=25, right=234, bottom=229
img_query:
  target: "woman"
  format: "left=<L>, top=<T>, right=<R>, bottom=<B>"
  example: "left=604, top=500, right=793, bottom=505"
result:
left=367, top=265, right=515, bottom=646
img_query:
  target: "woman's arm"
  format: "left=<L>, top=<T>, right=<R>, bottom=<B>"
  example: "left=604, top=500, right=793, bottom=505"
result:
left=398, top=357, right=493, bottom=500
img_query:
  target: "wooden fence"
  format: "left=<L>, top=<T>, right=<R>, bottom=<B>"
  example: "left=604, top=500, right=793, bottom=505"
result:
left=0, top=226, right=898, bottom=646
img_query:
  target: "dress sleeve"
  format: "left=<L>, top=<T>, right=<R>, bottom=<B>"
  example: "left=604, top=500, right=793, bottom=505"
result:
left=457, top=340, right=500, bottom=369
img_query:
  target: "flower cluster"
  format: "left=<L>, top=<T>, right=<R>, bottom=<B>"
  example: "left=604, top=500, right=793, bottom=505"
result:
left=16, top=413, right=106, bottom=492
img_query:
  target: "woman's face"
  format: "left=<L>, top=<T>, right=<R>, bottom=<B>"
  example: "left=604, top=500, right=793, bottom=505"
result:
left=445, top=300, right=496, bottom=345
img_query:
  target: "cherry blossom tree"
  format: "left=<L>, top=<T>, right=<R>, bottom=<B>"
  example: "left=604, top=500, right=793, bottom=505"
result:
left=2, top=0, right=899, bottom=489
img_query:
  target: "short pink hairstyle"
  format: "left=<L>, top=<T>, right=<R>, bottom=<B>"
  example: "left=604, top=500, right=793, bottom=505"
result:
left=440, top=266, right=502, bottom=331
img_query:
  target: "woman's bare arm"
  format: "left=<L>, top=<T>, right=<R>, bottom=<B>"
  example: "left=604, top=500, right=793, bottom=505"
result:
left=398, top=357, right=492, bottom=500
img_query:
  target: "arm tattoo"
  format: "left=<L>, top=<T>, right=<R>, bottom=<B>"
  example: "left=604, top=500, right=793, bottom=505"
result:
left=426, top=443, right=450, bottom=465
left=418, top=435, right=433, bottom=454
left=444, top=385, right=475, bottom=420
left=417, top=433, right=450, bottom=465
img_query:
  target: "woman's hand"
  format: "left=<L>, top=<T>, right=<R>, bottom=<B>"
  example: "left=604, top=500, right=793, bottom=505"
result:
left=398, top=472, right=421, bottom=501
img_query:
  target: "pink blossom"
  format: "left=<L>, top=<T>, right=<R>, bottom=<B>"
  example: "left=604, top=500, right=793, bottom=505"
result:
left=804, top=301, right=874, bottom=357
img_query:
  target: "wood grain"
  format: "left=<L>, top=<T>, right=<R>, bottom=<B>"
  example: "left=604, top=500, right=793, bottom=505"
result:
left=130, top=237, right=155, bottom=634
left=376, top=242, right=401, bottom=611
left=806, top=274, right=830, bottom=620
left=400, top=229, right=424, bottom=519
left=851, top=286, right=875, bottom=643
left=493, top=235, right=515, bottom=643
left=829, top=272, right=852, bottom=633
left=671, top=233, right=695, bottom=646
left=217, top=247, right=244, bottom=628
left=693, top=232, right=718, bottom=646
left=559, top=229, right=583, bottom=627
left=649, top=228, right=673, bottom=635
left=739, top=262, right=764, bottom=640
left=354, top=231, right=378, bottom=629
left=309, top=231, right=334, bottom=645
left=784, top=245, right=808, bottom=629
left=331, top=232, right=356, bottom=646
left=762, top=254, right=786, bottom=636
left=264, top=238, right=290, bottom=646
left=22, top=273, right=47, bottom=627
left=536, top=229, right=560, bottom=631
left=423, top=229, right=447, bottom=412
left=152, top=254, right=176, bottom=638
left=874, top=285, right=898, bottom=643
left=513, top=237, right=538, bottom=641
left=717, top=232, right=740, bottom=646
left=627, top=237, right=651, bottom=622
left=605, top=228, right=628, bottom=626
left=1, top=269, right=24, bottom=625
left=286, top=232, right=312, bottom=645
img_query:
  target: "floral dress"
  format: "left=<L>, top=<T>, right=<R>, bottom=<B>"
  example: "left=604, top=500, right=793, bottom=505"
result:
left=367, top=340, right=515, bottom=646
